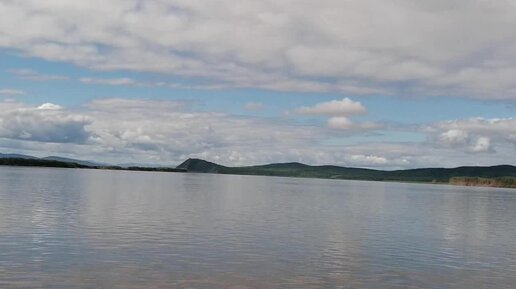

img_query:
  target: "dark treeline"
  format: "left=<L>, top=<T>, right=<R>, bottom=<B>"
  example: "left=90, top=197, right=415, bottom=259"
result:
left=0, top=158, right=186, bottom=173
left=0, top=158, right=90, bottom=168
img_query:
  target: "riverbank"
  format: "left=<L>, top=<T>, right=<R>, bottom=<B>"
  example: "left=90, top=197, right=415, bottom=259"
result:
left=449, top=177, right=516, bottom=188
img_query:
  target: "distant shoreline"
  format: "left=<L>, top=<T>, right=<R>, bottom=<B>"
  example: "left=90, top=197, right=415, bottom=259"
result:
left=1, top=157, right=515, bottom=189
left=0, top=158, right=186, bottom=173
left=176, top=158, right=516, bottom=189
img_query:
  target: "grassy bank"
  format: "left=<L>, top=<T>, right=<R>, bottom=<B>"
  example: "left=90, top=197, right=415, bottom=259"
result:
left=449, top=177, right=516, bottom=188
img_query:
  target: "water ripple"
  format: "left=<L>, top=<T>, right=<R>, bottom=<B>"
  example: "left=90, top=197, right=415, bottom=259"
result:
left=0, top=167, right=515, bottom=288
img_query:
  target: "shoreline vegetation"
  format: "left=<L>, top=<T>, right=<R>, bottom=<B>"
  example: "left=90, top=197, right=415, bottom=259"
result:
left=1, top=157, right=515, bottom=189
left=0, top=158, right=186, bottom=173
left=449, top=177, right=516, bottom=188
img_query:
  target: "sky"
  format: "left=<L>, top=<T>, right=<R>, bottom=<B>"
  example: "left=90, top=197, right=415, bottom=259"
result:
left=0, top=0, right=515, bottom=169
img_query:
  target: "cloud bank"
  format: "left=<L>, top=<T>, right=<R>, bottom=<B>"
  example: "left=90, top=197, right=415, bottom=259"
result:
left=1, top=0, right=516, bottom=99
left=426, top=118, right=516, bottom=153
left=0, top=98, right=513, bottom=169
left=0, top=101, right=91, bottom=144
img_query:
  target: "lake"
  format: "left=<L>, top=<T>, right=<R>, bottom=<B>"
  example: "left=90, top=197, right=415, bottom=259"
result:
left=0, top=166, right=515, bottom=289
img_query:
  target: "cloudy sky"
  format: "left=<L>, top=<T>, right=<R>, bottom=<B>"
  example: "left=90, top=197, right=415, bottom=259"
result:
left=0, top=0, right=515, bottom=169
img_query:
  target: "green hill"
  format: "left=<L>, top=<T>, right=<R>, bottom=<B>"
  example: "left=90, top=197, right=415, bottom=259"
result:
left=42, top=156, right=105, bottom=167
left=176, top=158, right=516, bottom=187
left=176, top=158, right=226, bottom=173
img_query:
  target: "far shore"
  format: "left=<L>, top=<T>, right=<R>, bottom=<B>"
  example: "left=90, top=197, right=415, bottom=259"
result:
left=1, top=157, right=514, bottom=189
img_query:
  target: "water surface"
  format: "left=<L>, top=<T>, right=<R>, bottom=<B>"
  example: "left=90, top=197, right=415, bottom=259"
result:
left=0, top=166, right=515, bottom=288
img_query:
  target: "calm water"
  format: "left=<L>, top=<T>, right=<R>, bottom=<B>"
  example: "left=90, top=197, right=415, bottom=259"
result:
left=0, top=167, right=515, bottom=289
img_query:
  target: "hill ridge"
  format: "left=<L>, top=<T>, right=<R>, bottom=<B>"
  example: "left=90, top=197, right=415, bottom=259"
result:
left=176, top=158, right=516, bottom=187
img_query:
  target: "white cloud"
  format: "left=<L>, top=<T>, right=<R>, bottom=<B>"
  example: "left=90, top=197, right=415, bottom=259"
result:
left=438, top=129, right=469, bottom=146
left=327, top=117, right=378, bottom=130
left=295, top=98, right=366, bottom=116
left=426, top=118, right=516, bottom=153
left=38, top=103, right=64, bottom=110
left=0, top=89, right=25, bottom=96
left=0, top=99, right=513, bottom=169
left=472, top=137, right=491, bottom=153
left=349, top=154, right=388, bottom=165
left=327, top=117, right=353, bottom=129
left=0, top=102, right=91, bottom=143
left=79, top=77, right=136, bottom=86
left=1, top=1, right=516, bottom=99
left=81, top=98, right=325, bottom=164
left=295, top=98, right=377, bottom=130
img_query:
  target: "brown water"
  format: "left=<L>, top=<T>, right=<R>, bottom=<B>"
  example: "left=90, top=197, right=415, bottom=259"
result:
left=0, top=166, right=515, bottom=289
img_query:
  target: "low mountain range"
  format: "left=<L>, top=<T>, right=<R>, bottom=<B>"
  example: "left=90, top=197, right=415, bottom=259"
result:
left=0, top=153, right=185, bottom=172
left=0, top=153, right=104, bottom=167
left=1, top=154, right=515, bottom=188
left=0, top=153, right=37, bottom=159
left=177, top=158, right=516, bottom=188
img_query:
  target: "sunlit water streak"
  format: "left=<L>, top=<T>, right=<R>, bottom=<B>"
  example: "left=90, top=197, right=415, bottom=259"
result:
left=0, top=166, right=515, bottom=288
